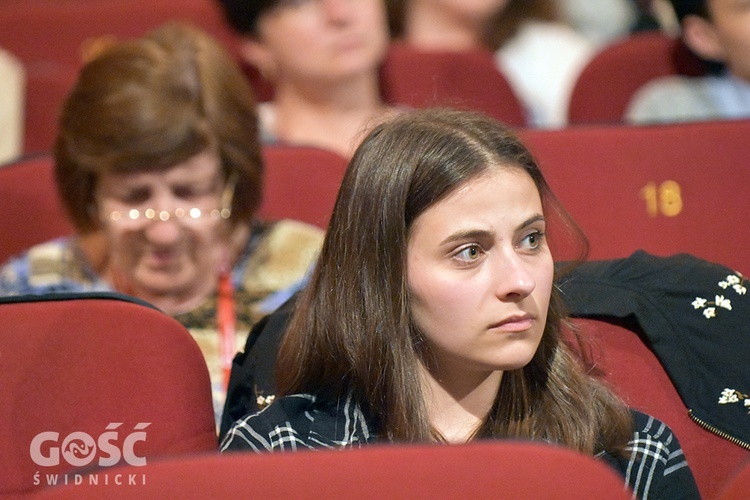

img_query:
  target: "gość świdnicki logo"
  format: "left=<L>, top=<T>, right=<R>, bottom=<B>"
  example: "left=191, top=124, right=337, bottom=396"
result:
left=30, top=423, right=150, bottom=488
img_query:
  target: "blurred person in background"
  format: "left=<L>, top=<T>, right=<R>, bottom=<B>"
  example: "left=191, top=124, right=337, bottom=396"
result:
left=388, top=0, right=595, bottom=127
left=0, top=47, right=24, bottom=164
left=626, top=0, right=750, bottom=123
left=0, top=22, right=324, bottom=427
left=215, top=0, right=401, bottom=158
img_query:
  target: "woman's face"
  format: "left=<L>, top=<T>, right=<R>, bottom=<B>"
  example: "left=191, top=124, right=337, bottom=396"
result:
left=96, top=150, right=232, bottom=305
left=407, top=166, right=553, bottom=379
left=251, top=0, right=389, bottom=84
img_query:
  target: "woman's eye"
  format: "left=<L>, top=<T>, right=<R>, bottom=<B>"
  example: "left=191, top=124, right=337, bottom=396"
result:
left=455, top=245, right=483, bottom=263
left=520, top=231, right=545, bottom=250
left=118, top=187, right=150, bottom=205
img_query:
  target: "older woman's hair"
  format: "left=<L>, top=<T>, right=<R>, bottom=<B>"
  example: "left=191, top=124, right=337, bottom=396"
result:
left=277, top=108, right=632, bottom=455
left=55, top=22, right=262, bottom=233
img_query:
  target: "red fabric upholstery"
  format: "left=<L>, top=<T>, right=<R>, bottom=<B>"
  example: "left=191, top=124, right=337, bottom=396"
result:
left=380, top=43, right=527, bottom=126
left=518, top=119, right=750, bottom=273
left=0, top=294, right=217, bottom=497
left=568, top=32, right=709, bottom=125
left=34, top=440, right=631, bottom=498
left=0, top=154, right=75, bottom=265
left=568, top=318, right=750, bottom=499
left=259, top=145, right=349, bottom=229
left=718, top=459, right=750, bottom=499
left=0, top=0, right=239, bottom=154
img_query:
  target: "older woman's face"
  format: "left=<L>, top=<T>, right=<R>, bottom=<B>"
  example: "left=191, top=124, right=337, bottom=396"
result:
left=407, top=167, right=553, bottom=381
left=96, top=150, right=232, bottom=305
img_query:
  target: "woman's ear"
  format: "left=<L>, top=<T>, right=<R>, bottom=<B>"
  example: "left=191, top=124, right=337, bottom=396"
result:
left=238, top=37, right=278, bottom=82
left=681, top=14, right=726, bottom=62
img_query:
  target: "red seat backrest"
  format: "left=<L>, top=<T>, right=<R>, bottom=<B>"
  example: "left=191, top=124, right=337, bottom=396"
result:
left=0, top=294, right=217, bottom=497
left=568, top=32, right=708, bottom=125
left=380, top=43, right=527, bottom=126
left=259, top=145, right=349, bottom=229
left=518, top=119, right=750, bottom=273
left=0, top=155, right=75, bottom=265
left=718, top=459, right=750, bottom=499
left=34, top=440, right=631, bottom=499
left=0, top=0, right=240, bottom=154
left=568, top=318, right=750, bottom=499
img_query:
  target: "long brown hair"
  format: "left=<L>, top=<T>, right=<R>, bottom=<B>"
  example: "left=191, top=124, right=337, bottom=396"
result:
left=276, top=108, right=632, bottom=456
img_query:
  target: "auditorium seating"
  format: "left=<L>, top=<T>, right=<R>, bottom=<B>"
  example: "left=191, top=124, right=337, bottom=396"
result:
left=519, top=119, right=750, bottom=274
left=568, top=32, right=708, bottom=125
left=0, top=293, right=217, bottom=497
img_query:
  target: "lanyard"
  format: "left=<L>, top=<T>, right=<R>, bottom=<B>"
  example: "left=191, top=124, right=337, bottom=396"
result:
left=217, top=272, right=236, bottom=391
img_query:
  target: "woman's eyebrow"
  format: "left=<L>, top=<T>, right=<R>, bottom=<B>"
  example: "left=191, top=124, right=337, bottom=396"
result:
left=517, top=214, right=545, bottom=230
left=439, top=229, right=494, bottom=246
left=438, top=214, right=545, bottom=246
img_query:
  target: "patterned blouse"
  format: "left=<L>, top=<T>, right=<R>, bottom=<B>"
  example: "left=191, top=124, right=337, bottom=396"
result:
left=0, top=219, right=324, bottom=428
left=221, top=393, right=701, bottom=500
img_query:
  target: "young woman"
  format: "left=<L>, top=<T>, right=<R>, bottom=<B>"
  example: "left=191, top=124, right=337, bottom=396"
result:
left=221, top=108, right=700, bottom=499
left=216, top=0, right=400, bottom=157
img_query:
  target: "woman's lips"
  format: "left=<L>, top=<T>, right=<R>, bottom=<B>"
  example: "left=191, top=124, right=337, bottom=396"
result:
left=488, top=315, right=534, bottom=333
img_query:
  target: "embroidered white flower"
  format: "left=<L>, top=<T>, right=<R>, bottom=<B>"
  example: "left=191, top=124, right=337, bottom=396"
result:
left=718, top=388, right=750, bottom=414
left=715, top=295, right=732, bottom=310
left=692, top=297, right=707, bottom=309
left=693, top=273, right=745, bottom=318
left=719, top=388, right=740, bottom=404
left=256, top=394, right=276, bottom=408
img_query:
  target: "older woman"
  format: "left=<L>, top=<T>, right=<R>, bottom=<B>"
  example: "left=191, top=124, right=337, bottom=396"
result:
left=0, top=22, right=324, bottom=427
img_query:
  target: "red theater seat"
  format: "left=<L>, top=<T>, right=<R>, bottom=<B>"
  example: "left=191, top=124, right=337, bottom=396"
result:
left=519, top=119, right=750, bottom=273
left=0, top=154, right=74, bottom=265
left=567, top=318, right=750, bottom=499
left=0, top=293, right=217, bottom=497
left=259, top=145, right=349, bottom=229
left=380, top=43, right=527, bottom=126
left=34, top=440, right=630, bottom=499
left=568, top=32, right=708, bottom=125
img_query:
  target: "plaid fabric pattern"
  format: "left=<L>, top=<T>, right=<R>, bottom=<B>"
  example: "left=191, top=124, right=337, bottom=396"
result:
left=618, top=413, right=697, bottom=499
left=221, top=393, right=374, bottom=452
left=221, top=395, right=699, bottom=499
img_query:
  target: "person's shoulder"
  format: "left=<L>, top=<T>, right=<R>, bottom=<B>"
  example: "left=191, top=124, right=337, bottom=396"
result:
left=626, top=75, right=720, bottom=123
left=514, top=19, right=595, bottom=54
left=266, top=219, right=325, bottom=248
left=0, top=238, right=76, bottom=295
left=221, top=392, right=376, bottom=452
left=622, top=410, right=701, bottom=499
left=241, top=220, right=323, bottom=292
left=219, top=393, right=325, bottom=452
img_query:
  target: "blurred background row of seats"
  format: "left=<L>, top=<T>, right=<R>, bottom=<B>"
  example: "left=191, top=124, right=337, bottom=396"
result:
left=0, top=0, right=717, bottom=157
left=4, top=118, right=747, bottom=273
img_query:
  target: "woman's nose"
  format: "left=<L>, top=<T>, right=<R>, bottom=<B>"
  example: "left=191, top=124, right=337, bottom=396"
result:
left=142, top=214, right=182, bottom=245
left=494, top=251, right=536, bottom=301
